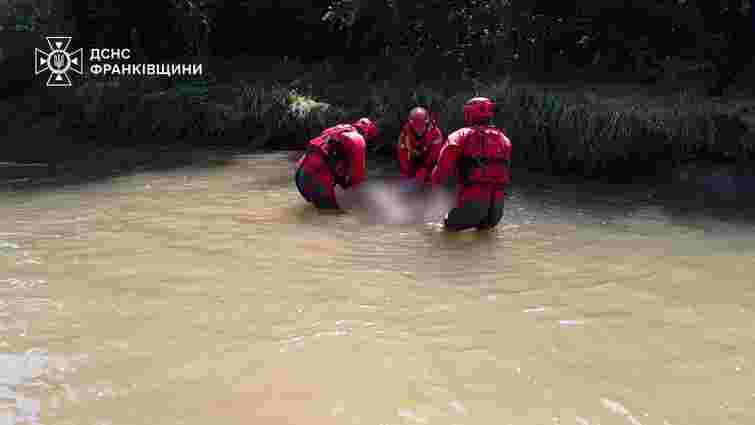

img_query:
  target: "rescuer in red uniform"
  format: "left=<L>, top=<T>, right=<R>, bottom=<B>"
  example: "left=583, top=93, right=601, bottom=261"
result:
left=397, top=106, right=444, bottom=186
left=430, top=97, right=512, bottom=231
left=295, top=118, right=379, bottom=209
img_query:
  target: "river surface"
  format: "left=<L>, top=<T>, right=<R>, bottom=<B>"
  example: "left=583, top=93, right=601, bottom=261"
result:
left=1, top=152, right=754, bottom=425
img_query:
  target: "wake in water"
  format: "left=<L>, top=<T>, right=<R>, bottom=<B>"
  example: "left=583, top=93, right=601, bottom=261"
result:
left=336, top=178, right=456, bottom=225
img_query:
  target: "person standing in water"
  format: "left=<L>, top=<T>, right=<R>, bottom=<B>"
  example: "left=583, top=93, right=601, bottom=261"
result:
left=430, top=97, right=512, bottom=231
left=397, top=106, right=444, bottom=187
left=295, top=118, right=379, bottom=209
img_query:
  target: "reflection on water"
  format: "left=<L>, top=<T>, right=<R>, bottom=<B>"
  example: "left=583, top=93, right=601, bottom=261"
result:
left=0, top=350, right=46, bottom=425
left=0, top=151, right=754, bottom=425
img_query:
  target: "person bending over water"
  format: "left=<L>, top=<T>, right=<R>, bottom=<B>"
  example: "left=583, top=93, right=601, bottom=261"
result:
left=295, top=118, right=379, bottom=209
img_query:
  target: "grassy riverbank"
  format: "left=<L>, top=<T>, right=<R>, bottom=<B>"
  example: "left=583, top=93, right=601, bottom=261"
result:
left=3, top=56, right=754, bottom=181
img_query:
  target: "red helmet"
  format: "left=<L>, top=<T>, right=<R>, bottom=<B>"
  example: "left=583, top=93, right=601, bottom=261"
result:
left=408, top=107, right=430, bottom=136
left=463, top=97, right=495, bottom=125
left=352, top=117, right=378, bottom=141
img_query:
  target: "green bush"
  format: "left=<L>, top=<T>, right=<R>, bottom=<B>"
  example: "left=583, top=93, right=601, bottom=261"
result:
left=356, top=77, right=751, bottom=179
left=55, top=76, right=348, bottom=148
left=44, top=60, right=754, bottom=179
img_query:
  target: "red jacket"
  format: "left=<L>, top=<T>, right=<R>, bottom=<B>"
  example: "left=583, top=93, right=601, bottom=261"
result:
left=298, top=124, right=367, bottom=188
left=397, top=122, right=444, bottom=182
left=431, top=125, right=512, bottom=204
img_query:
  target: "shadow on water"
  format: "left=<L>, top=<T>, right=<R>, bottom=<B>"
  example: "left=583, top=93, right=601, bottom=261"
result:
left=285, top=202, right=347, bottom=226
left=0, top=144, right=242, bottom=196
left=279, top=152, right=755, bottom=241
left=418, top=223, right=501, bottom=252
left=511, top=165, right=755, bottom=229
left=6, top=144, right=755, bottom=237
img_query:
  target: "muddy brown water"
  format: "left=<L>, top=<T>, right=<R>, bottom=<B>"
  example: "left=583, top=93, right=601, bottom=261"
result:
left=1, top=152, right=754, bottom=425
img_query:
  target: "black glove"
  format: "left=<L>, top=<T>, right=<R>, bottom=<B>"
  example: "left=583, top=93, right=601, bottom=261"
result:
left=411, top=148, right=427, bottom=166
left=335, top=174, right=350, bottom=188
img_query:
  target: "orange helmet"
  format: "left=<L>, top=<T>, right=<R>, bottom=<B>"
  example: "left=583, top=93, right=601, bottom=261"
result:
left=463, top=97, right=495, bottom=125
left=352, top=118, right=378, bottom=141
left=408, top=106, right=430, bottom=136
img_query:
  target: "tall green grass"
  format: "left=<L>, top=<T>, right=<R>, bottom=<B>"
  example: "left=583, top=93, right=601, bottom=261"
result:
left=48, top=60, right=753, bottom=179
left=478, top=79, right=753, bottom=177
left=351, top=77, right=751, bottom=179
left=55, top=76, right=347, bottom=148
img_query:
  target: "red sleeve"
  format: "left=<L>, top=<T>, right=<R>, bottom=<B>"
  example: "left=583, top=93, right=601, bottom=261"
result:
left=430, top=131, right=462, bottom=185
left=397, top=126, right=412, bottom=177
left=345, top=133, right=366, bottom=186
